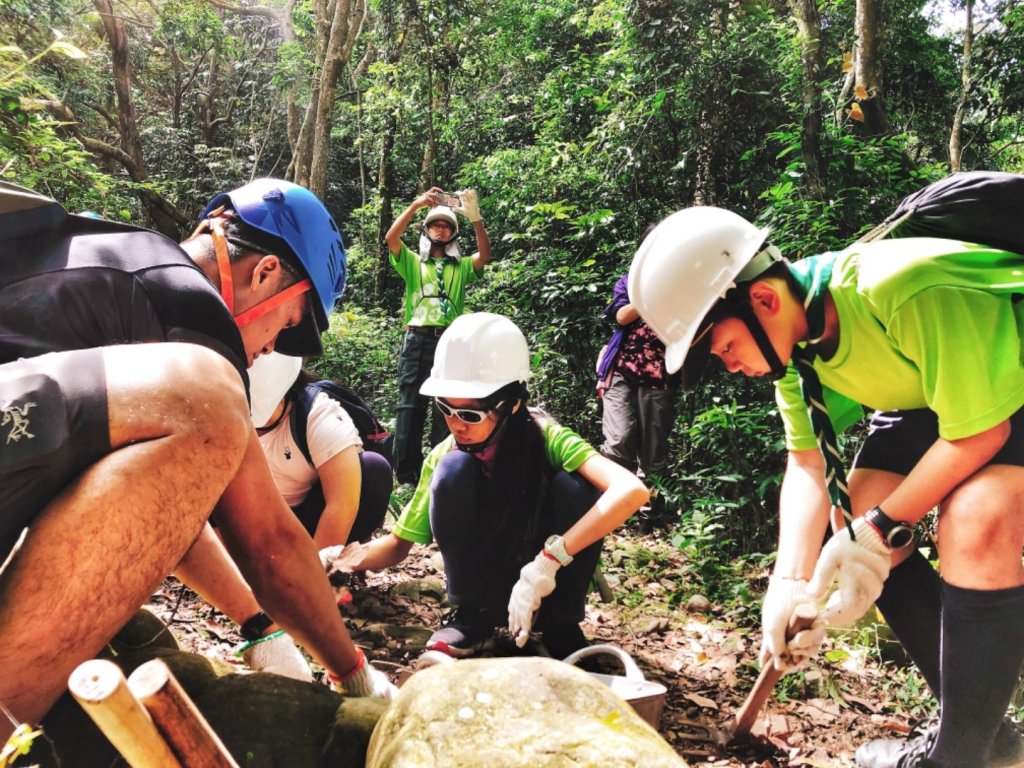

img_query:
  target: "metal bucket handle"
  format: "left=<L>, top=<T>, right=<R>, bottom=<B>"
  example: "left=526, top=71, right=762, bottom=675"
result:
left=562, top=644, right=646, bottom=682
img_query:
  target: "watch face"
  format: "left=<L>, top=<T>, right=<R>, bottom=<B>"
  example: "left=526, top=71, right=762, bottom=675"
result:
left=887, top=526, right=914, bottom=548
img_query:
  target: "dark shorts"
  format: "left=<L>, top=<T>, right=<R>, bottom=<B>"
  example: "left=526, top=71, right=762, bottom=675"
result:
left=0, top=349, right=110, bottom=559
left=852, top=407, right=1024, bottom=476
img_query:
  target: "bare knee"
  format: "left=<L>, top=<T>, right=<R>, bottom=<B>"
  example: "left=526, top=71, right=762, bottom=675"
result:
left=105, top=343, right=251, bottom=459
left=939, top=473, right=1024, bottom=560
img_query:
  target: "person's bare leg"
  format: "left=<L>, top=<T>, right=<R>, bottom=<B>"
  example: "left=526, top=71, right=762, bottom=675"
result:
left=0, top=344, right=250, bottom=737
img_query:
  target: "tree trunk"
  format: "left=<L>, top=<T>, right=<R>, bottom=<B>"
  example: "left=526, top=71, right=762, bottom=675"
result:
left=693, top=3, right=730, bottom=207
left=789, top=0, right=826, bottom=200
left=853, top=0, right=891, bottom=136
left=93, top=0, right=182, bottom=235
left=949, top=0, right=974, bottom=172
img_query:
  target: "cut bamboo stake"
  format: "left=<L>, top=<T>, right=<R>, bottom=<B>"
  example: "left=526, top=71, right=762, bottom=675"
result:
left=68, top=659, right=182, bottom=768
left=127, top=659, right=239, bottom=768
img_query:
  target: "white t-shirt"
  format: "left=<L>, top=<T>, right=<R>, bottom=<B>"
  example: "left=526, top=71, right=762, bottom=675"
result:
left=258, top=392, right=363, bottom=506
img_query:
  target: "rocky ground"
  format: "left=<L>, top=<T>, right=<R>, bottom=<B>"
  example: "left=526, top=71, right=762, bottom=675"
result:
left=148, top=521, right=932, bottom=768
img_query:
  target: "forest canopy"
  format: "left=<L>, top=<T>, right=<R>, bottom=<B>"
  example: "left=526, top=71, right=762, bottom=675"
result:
left=3, top=0, right=1022, bottom=573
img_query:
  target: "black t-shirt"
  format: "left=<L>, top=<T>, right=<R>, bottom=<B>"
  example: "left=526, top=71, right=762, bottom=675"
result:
left=0, top=190, right=247, bottom=385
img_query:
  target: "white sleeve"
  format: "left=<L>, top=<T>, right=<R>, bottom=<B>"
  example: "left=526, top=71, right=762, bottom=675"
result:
left=306, top=392, right=363, bottom=468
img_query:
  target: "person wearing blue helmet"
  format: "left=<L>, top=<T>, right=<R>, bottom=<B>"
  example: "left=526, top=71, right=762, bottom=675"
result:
left=0, top=179, right=392, bottom=747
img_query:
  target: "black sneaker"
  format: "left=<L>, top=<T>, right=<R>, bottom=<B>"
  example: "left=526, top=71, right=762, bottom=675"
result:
left=425, top=606, right=496, bottom=658
left=856, top=718, right=1024, bottom=768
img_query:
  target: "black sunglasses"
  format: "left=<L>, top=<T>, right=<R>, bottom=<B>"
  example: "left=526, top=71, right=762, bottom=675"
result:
left=435, top=398, right=504, bottom=424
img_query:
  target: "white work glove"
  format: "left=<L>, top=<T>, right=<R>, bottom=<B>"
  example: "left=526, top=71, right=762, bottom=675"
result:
left=759, top=576, right=826, bottom=672
left=508, top=551, right=560, bottom=648
left=240, top=631, right=314, bottom=682
left=319, top=543, right=369, bottom=605
left=453, top=188, right=481, bottom=221
left=329, top=649, right=398, bottom=701
left=808, top=517, right=891, bottom=627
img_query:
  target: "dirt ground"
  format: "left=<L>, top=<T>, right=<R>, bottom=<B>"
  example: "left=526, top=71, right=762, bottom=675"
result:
left=149, top=524, right=925, bottom=768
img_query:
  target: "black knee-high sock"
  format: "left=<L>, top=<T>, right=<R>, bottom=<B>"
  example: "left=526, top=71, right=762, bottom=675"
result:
left=928, top=581, right=1024, bottom=767
left=874, top=549, right=943, bottom=697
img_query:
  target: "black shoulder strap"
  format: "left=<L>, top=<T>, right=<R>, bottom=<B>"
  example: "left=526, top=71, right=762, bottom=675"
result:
left=288, top=380, right=390, bottom=466
left=289, top=385, right=320, bottom=467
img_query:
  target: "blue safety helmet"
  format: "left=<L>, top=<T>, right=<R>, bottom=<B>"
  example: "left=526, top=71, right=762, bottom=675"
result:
left=201, top=179, right=347, bottom=356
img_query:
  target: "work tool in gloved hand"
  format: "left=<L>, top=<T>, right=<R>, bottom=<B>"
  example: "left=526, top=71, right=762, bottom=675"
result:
left=674, top=602, right=820, bottom=749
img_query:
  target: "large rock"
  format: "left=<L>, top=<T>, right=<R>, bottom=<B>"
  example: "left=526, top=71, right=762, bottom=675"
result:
left=366, top=657, right=688, bottom=768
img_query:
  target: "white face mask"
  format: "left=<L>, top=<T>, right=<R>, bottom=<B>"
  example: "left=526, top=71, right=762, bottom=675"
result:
left=248, top=352, right=302, bottom=427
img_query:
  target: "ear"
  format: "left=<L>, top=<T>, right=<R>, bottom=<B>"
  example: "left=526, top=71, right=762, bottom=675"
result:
left=249, top=254, right=283, bottom=292
left=747, top=279, right=783, bottom=317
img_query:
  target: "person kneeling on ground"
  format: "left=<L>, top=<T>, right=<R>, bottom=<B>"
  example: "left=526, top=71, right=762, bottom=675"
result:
left=172, top=351, right=393, bottom=679
left=353, top=312, right=649, bottom=659
left=0, top=179, right=394, bottom=740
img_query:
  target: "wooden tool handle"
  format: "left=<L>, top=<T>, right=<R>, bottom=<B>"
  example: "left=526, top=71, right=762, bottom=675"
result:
left=127, top=659, right=240, bottom=768
left=69, top=659, right=183, bottom=768
left=731, top=602, right=818, bottom=738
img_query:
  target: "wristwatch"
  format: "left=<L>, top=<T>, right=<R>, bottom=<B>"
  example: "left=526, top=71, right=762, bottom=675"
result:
left=865, top=506, right=915, bottom=549
left=543, top=534, right=574, bottom=566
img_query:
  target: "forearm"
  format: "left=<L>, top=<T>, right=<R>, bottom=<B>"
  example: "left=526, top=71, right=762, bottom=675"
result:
left=352, top=532, right=414, bottom=571
left=563, top=456, right=649, bottom=555
left=775, top=450, right=832, bottom=579
left=472, top=219, right=492, bottom=268
left=215, top=433, right=361, bottom=676
left=880, top=420, right=1010, bottom=524
left=174, top=523, right=263, bottom=627
left=385, top=199, right=427, bottom=255
left=615, top=303, right=640, bottom=325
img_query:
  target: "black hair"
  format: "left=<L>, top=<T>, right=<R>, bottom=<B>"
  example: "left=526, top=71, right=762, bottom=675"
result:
left=484, top=381, right=550, bottom=557
left=708, top=258, right=798, bottom=321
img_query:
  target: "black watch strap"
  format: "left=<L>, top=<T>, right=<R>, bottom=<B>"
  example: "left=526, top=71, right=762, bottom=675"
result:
left=865, top=506, right=915, bottom=548
left=240, top=610, right=274, bottom=641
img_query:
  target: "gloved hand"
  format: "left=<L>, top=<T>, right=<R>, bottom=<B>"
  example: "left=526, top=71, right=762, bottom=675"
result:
left=808, top=516, right=891, bottom=627
left=759, top=576, right=825, bottom=671
left=329, top=649, right=398, bottom=701
left=453, top=188, right=481, bottom=221
left=319, top=543, right=369, bottom=604
left=508, top=551, right=560, bottom=648
left=240, top=631, right=314, bottom=682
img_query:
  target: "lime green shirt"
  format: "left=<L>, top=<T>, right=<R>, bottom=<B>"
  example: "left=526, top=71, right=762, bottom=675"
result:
left=777, top=237, right=1024, bottom=450
left=392, top=416, right=598, bottom=544
left=389, top=243, right=482, bottom=326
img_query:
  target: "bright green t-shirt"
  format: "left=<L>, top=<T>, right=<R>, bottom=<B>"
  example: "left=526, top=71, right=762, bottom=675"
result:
left=389, top=242, right=482, bottom=326
left=392, top=415, right=599, bottom=545
left=777, top=237, right=1024, bottom=450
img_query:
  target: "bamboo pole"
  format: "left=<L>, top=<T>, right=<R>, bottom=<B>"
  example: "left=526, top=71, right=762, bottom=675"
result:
left=127, top=659, right=239, bottom=768
left=68, top=659, right=182, bottom=768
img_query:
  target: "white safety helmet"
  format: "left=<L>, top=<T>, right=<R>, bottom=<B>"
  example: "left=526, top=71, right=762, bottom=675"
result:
left=248, top=351, right=303, bottom=427
left=423, top=205, right=459, bottom=239
left=628, top=206, right=775, bottom=377
left=420, top=312, right=532, bottom=399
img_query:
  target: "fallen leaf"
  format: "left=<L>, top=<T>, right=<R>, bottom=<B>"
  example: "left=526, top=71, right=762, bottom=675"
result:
left=684, top=692, right=718, bottom=710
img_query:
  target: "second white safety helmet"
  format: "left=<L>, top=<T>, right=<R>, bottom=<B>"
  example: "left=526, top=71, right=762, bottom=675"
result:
left=420, top=312, right=532, bottom=400
left=628, top=206, right=774, bottom=375
left=248, top=351, right=303, bottom=427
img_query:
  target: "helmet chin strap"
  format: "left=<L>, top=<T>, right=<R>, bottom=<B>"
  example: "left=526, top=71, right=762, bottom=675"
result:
left=454, top=400, right=517, bottom=454
left=206, top=214, right=312, bottom=328
left=732, top=298, right=788, bottom=380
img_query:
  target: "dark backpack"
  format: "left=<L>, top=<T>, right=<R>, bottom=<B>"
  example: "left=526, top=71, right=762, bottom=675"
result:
left=289, top=381, right=393, bottom=466
left=861, top=170, right=1024, bottom=255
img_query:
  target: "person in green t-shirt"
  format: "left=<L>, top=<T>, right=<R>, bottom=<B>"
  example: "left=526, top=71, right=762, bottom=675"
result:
left=628, top=205, right=1024, bottom=768
left=384, top=187, right=493, bottom=485
left=353, top=313, right=649, bottom=659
